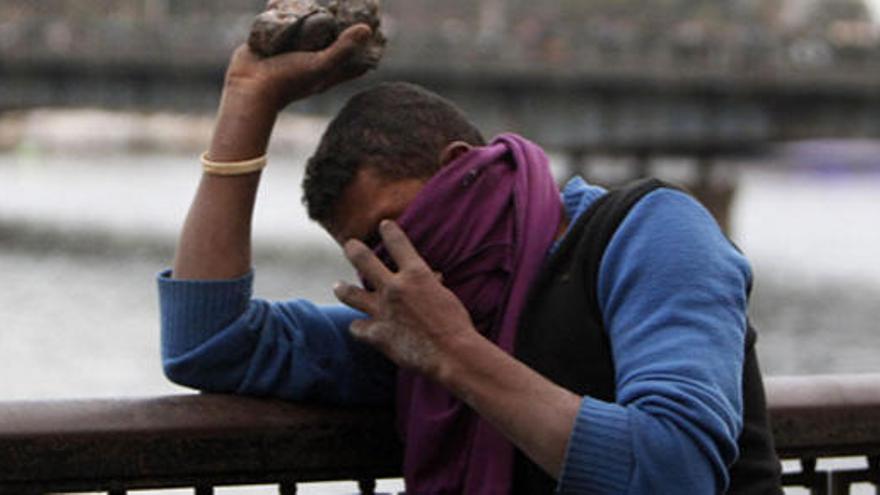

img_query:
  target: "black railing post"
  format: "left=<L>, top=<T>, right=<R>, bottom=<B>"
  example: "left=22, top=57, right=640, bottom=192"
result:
left=870, top=456, right=880, bottom=495
left=830, top=472, right=850, bottom=495
left=195, top=486, right=213, bottom=495
left=358, top=478, right=377, bottom=495
left=801, top=458, right=829, bottom=495
left=279, top=481, right=298, bottom=495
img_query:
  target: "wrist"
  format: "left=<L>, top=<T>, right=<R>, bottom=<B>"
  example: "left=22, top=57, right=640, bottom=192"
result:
left=221, top=76, right=283, bottom=113
left=434, top=330, right=500, bottom=404
left=208, top=85, right=279, bottom=162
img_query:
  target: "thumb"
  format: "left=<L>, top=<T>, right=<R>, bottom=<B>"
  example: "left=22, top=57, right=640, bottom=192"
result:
left=319, top=24, right=373, bottom=67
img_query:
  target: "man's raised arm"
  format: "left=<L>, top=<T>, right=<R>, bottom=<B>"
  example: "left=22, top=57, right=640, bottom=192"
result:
left=158, top=26, right=396, bottom=405
left=173, top=25, right=374, bottom=280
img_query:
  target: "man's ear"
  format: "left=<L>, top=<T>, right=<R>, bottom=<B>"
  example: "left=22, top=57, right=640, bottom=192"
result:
left=438, top=141, right=474, bottom=167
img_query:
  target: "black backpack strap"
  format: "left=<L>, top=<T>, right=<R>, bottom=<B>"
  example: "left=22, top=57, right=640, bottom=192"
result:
left=518, top=178, right=674, bottom=336
left=512, top=178, right=673, bottom=495
left=573, top=178, right=673, bottom=325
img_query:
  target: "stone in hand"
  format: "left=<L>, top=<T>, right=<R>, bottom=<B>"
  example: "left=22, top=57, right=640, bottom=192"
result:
left=329, top=0, right=386, bottom=68
left=248, top=0, right=386, bottom=69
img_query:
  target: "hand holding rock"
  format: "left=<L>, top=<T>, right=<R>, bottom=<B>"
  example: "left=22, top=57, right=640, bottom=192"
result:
left=248, top=0, right=386, bottom=70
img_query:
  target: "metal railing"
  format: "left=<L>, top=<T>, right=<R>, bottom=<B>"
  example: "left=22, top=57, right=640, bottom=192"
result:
left=768, top=375, right=880, bottom=494
left=0, top=395, right=402, bottom=494
left=0, top=374, right=878, bottom=494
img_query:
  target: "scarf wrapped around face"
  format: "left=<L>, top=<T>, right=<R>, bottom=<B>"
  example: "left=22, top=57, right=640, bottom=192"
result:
left=381, top=134, right=563, bottom=494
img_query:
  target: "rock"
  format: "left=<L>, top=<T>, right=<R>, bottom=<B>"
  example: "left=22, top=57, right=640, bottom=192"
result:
left=329, top=0, right=386, bottom=68
left=248, top=0, right=386, bottom=69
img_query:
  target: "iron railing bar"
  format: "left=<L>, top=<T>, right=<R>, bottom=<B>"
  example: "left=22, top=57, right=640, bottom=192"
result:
left=871, top=455, right=880, bottom=495
left=358, top=478, right=377, bottom=495
left=0, top=374, right=877, bottom=494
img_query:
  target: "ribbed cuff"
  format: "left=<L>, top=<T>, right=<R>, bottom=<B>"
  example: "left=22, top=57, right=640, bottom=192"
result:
left=558, top=397, right=633, bottom=494
left=157, top=269, right=254, bottom=357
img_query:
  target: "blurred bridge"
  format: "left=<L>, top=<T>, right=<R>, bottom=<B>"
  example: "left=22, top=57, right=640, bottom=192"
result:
left=9, top=9, right=880, bottom=229
left=5, top=8, right=880, bottom=150
left=5, top=6, right=880, bottom=192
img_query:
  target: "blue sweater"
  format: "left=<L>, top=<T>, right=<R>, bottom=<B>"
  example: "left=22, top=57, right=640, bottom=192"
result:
left=158, top=177, right=750, bottom=494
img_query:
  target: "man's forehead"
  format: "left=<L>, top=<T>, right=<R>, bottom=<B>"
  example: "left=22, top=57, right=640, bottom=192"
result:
left=326, top=167, right=426, bottom=243
left=323, top=167, right=385, bottom=241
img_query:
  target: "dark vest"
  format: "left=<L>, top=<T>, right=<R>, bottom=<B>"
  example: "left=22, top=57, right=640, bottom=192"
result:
left=512, top=179, right=783, bottom=494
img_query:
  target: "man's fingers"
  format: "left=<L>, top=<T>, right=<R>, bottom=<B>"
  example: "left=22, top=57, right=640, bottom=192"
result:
left=349, top=319, right=379, bottom=343
left=343, top=239, right=393, bottom=288
left=266, top=25, right=370, bottom=75
left=380, top=220, right=430, bottom=272
left=318, top=24, right=372, bottom=68
left=315, top=25, right=373, bottom=89
left=333, top=281, right=379, bottom=315
left=323, top=60, right=371, bottom=89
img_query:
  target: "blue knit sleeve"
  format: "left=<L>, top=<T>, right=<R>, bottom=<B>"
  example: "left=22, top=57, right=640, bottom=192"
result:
left=558, top=189, right=749, bottom=494
left=157, top=270, right=395, bottom=405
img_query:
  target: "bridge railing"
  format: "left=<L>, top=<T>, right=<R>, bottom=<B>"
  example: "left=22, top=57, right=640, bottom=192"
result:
left=0, top=374, right=878, bottom=495
left=4, top=15, right=880, bottom=82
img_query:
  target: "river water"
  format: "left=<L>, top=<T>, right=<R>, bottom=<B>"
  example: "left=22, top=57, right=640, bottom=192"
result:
left=1, top=148, right=878, bottom=494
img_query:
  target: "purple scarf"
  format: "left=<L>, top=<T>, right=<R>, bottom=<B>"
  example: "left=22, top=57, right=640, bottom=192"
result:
left=386, top=134, right=563, bottom=494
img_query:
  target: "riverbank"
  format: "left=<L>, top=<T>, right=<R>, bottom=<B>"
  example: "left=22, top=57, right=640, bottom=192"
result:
left=0, top=109, right=329, bottom=155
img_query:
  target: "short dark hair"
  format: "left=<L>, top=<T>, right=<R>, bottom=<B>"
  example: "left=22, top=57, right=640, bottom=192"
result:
left=302, top=81, right=486, bottom=224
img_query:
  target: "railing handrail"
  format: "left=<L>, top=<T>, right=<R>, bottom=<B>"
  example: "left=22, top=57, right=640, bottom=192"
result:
left=0, top=395, right=402, bottom=493
left=0, top=374, right=879, bottom=493
left=765, top=374, right=880, bottom=459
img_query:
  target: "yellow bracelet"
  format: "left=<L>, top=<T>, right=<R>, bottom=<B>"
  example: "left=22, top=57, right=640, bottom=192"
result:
left=201, top=152, right=268, bottom=176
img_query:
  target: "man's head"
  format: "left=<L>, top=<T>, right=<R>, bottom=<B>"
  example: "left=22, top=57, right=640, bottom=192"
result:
left=302, top=82, right=485, bottom=244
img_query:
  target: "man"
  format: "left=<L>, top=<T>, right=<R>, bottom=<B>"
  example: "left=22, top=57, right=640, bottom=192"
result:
left=159, top=25, right=782, bottom=494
